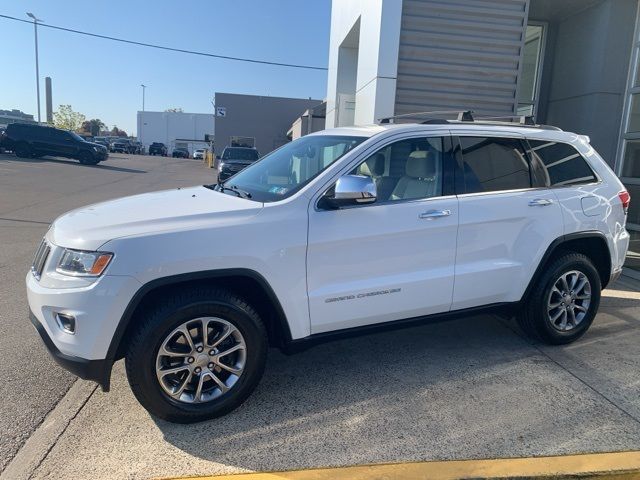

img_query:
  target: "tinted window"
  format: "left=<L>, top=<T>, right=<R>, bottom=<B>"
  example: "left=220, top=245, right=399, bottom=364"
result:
left=527, top=140, right=597, bottom=187
left=351, top=137, right=444, bottom=202
left=222, top=148, right=260, bottom=161
left=458, top=137, right=530, bottom=193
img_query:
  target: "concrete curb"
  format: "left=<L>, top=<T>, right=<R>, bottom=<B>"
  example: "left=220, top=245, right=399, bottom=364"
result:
left=159, top=451, right=640, bottom=480
left=1, top=380, right=97, bottom=480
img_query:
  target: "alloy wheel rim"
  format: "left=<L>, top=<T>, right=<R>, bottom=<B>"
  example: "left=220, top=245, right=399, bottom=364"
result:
left=155, top=317, right=246, bottom=404
left=546, top=270, right=591, bottom=332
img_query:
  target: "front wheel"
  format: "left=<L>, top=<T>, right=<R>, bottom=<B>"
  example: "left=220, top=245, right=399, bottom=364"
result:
left=14, top=142, right=32, bottom=158
left=518, top=253, right=601, bottom=345
left=125, top=287, right=268, bottom=423
left=78, top=151, right=99, bottom=165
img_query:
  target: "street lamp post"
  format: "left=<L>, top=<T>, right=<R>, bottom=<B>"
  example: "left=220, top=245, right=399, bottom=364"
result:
left=140, top=84, right=146, bottom=112
left=27, top=12, right=43, bottom=123
left=140, top=84, right=146, bottom=148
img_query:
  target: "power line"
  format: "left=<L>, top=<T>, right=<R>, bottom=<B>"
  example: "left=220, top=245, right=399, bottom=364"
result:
left=0, top=13, right=328, bottom=71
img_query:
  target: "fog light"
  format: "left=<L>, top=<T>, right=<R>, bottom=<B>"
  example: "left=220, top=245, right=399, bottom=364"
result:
left=55, top=313, right=76, bottom=334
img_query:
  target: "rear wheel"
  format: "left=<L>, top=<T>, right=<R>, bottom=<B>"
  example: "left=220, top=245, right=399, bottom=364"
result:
left=78, top=151, right=98, bottom=165
left=125, top=287, right=268, bottom=423
left=14, top=142, right=32, bottom=158
left=518, top=253, right=601, bottom=344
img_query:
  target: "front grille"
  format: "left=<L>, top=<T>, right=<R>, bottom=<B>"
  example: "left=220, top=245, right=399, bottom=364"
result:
left=31, top=239, right=51, bottom=279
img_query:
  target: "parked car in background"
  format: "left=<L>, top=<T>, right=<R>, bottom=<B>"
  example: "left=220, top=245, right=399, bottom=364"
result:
left=111, top=139, right=134, bottom=154
left=132, top=141, right=143, bottom=155
left=93, top=137, right=110, bottom=150
left=149, top=142, right=167, bottom=156
left=172, top=147, right=189, bottom=158
left=193, top=148, right=206, bottom=160
left=3, top=123, right=108, bottom=165
left=217, top=146, right=260, bottom=183
left=0, top=127, right=8, bottom=153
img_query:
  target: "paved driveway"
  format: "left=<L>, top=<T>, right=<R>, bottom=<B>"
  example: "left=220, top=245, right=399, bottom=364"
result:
left=0, top=153, right=213, bottom=471
left=12, top=278, right=640, bottom=480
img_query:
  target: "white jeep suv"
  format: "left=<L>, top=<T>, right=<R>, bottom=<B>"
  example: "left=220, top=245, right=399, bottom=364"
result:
left=27, top=118, right=631, bottom=423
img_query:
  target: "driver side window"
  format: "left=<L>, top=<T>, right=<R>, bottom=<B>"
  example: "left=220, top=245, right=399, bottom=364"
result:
left=351, top=137, right=444, bottom=202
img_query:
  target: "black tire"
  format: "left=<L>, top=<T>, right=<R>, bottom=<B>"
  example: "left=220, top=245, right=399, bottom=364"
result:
left=78, top=151, right=99, bottom=165
left=125, top=286, right=268, bottom=423
left=518, top=252, right=601, bottom=345
left=14, top=142, right=32, bottom=158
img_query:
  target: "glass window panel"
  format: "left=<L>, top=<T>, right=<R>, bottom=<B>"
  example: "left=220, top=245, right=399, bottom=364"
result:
left=624, top=227, right=640, bottom=272
left=626, top=184, right=640, bottom=226
left=351, top=137, right=444, bottom=202
left=528, top=140, right=597, bottom=186
left=518, top=25, right=543, bottom=105
left=635, top=49, right=640, bottom=87
left=627, top=94, right=640, bottom=133
left=622, top=141, right=640, bottom=178
left=459, top=137, right=530, bottom=193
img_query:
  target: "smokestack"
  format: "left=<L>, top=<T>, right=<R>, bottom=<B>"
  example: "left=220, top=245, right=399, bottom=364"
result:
left=45, top=77, right=53, bottom=124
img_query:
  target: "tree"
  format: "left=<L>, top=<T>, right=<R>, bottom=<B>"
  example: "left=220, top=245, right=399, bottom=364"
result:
left=165, top=107, right=183, bottom=113
left=110, top=126, right=128, bottom=137
left=81, top=119, right=106, bottom=137
left=53, top=105, right=86, bottom=131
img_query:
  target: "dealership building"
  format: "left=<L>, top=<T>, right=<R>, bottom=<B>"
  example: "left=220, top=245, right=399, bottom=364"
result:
left=326, top=0, right=640, bottom=276
left=212, top=92, right=322, bottom=157
left=137, top=111, right=214, bottom=155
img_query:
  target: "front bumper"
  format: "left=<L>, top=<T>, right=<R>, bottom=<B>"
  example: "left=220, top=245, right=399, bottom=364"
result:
left=30, top=310, right=111, bottom=390
left=26, top=271, right=142, bottom=390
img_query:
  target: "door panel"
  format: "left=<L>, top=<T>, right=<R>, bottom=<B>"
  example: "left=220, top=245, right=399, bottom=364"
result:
left=451, top=134, right=564, bottom=309
left=453, top=190, right=562, bottom=308
left=307, top=198, right=459, bottom=333
left=307, top=135, right=458, bottom=333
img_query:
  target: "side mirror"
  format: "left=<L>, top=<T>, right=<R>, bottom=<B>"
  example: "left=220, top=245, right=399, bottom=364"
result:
left=320, top=174, right=377, bottom=209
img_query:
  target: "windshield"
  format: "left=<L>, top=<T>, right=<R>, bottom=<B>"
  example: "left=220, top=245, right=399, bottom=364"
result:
left=69, top=131, right=85, bottom=142
left=218, top=135, right=366, bottom=202
left=222, top=148, right=259, bottom=161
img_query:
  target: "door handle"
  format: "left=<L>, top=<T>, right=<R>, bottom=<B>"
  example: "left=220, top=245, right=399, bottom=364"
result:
left=419, top=209, right=451, bottom=220
left=528, top=198, right=554, bottom=207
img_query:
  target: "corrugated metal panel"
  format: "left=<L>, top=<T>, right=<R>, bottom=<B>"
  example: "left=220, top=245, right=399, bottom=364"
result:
left=395, top=0, right=529, bottom=120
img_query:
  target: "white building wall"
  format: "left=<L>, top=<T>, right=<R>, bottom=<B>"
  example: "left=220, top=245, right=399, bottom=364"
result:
left=137, top=111, right=214, bottom=152
left=325, top=0, right=402, bottom=128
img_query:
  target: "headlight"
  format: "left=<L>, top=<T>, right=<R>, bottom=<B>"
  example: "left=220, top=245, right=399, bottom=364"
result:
left=93, top=146, right=98, bottom=152
left=218, top=161, right=224, bottom=169
left=56, top=249, right=113, bottom=277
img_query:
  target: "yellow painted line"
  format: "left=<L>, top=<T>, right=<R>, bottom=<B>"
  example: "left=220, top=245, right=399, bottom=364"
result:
left=160, top=451, right=640, bottom=480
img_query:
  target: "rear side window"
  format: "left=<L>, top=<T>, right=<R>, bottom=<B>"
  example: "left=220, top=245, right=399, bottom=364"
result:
left=527, top=140, right=597, bottom=187
left=458, top=137, right=530, bottom=194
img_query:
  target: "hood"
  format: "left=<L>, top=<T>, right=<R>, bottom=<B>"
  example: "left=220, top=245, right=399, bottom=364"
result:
left=86, top=141, right=107, bottom=150
left=223, top=159, right=255, bottom=166
left=48, top=186, right=262, bottom=250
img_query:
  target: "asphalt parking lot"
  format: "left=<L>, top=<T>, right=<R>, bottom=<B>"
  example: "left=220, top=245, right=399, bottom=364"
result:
left=2, top=152, right=640, bottom=479
left=0, top=153, right=212, bottom=473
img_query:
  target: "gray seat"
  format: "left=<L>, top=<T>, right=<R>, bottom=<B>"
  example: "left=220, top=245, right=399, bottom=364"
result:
left=359, top=153, right=398, bottom=201
left=390, top=151, right=439, bottom=201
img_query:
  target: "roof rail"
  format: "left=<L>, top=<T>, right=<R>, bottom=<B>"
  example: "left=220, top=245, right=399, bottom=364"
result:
left=377, top=110, right=562, bottom=131
left=378, top=110, right=474, bottom=124
left=475, top=115, right=536, bottom=125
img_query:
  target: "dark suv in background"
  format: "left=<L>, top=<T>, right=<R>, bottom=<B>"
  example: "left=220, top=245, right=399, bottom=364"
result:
left=217, top=146, right=260, bottom=183
left=2, top=123, right=108, bottom=165
left=112, top=138, right=134, bottom=154
left=148, top=142, right=167, bottom=156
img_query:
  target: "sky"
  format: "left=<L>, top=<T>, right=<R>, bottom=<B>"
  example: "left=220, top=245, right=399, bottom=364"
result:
left=1, top=1, right=331, bottom=135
